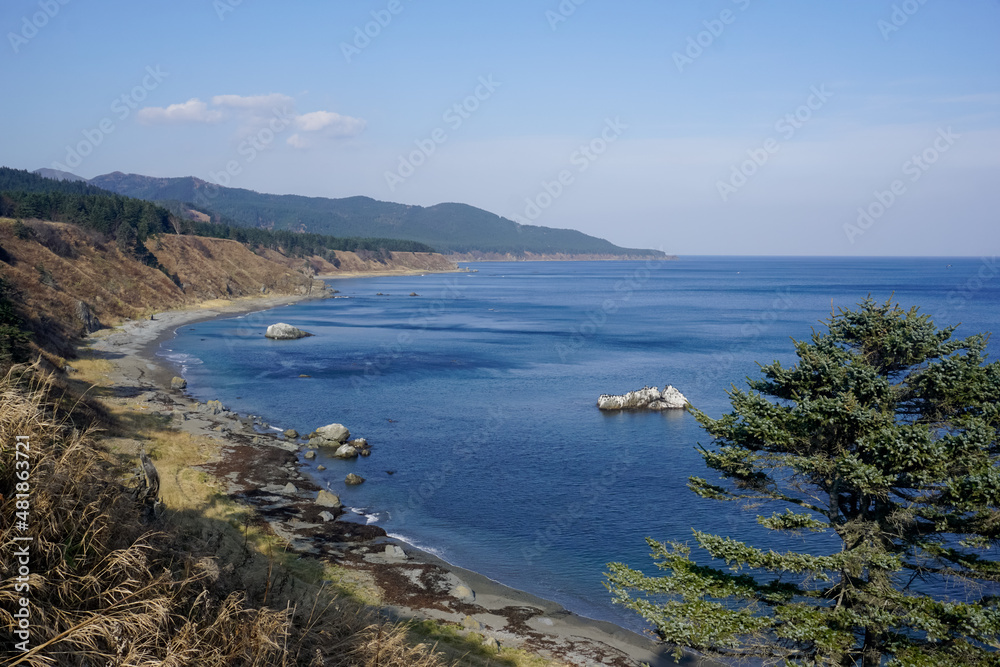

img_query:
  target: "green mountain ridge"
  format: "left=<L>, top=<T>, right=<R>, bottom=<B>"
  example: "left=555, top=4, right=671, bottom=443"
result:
left=1, top=167, right=436, bottom=261
left=88, top=171, right=666, bottom=258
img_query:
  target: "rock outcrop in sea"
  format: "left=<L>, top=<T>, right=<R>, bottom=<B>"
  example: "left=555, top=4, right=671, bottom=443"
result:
left=597, top=385, right=689, bottom=411
left=265, top=323, right=313, bottom=339
left=306, top=424, right=374, bottom=458
left=308, top=423, right=351, bottom=446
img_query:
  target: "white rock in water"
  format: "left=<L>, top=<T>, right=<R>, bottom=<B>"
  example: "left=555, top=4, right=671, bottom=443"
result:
left=659, top=385, right=689, bottom=409
left=597, top=386, right=663, bottom=410
left=265, top=323, right=313, bottom=340
left=597, top=385, right=688, bottom=410
left=333, top=444, right=359, bottom=459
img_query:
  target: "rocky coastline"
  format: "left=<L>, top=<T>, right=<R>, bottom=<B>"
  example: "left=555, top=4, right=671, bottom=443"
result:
left=76, top=291, right=710, bottom=667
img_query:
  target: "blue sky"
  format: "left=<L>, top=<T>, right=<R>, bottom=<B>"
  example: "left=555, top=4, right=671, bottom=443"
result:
left=2, top=0, right=998, bottom=255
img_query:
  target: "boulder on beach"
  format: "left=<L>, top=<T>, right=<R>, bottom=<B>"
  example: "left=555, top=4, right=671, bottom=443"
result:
left=384, top=544, right=406, bottom=561
left=265, top=323, right=313, bottom=340
left=597, top=385, right=689, bottom=411
left=202, top=399, right=227, bottom=415
left=316, top=490, right=342, bottom=508
left=451, top=584, right=476, bottom=604
left=170, top=376, right=187, bottom=390
left=345, top=473, right=365, bottom=485
left=283, top=428, right=299, bottom=439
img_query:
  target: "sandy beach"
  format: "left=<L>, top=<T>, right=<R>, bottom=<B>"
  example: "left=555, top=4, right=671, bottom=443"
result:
left=76, top=290, right=712, bottom=667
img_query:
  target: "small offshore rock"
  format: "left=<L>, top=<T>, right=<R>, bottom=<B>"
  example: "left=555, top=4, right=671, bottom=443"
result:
left=597, top=386, right=662, bottom=410
left=265, top=323, right=313, bottom=340
left=170, top=376, right=187, bottom=390
left=359, top=448, right=371, bottom=457
left=334, top=444, right=359, bottom=459
left=283, top=428, right=299, bottom=439
left=345, top=473, right=365, bottom=485
left=409, top=292, right=419, bottom=297
left=304, top=450, right=316, bottom=460
left=348, top=438, right=368, bottom=448
left=316, top=465, right=326, bottom=471
left=597, top=385, right=689, bottom=411
left=316, top=490, right=342, bottom=508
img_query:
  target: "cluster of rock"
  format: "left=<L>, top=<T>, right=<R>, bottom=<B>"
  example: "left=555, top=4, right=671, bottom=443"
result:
left=597, top=385, right=689, bottom=411
left=307, top=423, right=372, bottom=459
left=265, top=322, right=313, bottom=340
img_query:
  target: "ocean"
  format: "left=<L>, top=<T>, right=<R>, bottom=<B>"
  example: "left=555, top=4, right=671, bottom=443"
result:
left=157, top=256, right=1000, bottom=632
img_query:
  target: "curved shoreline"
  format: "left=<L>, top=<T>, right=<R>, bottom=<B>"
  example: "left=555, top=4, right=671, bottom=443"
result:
left=79, top=290, right=712, bottom=667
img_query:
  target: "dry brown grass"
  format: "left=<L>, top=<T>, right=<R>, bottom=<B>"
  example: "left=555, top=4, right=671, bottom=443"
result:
left=0, top=363, right=454, bottom=666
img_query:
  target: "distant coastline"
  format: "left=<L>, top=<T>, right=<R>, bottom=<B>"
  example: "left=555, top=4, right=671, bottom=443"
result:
left=446, top=252, right=675, bottom=262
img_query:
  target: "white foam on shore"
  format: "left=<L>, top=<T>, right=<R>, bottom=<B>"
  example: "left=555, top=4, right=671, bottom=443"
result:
left=385, top=531, right=445, bottom=558
left=156, top=351, right=204, bottom=374
left=346, top=507, right=382, bottom=525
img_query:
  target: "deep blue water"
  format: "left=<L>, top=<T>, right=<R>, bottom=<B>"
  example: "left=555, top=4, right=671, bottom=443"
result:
left=158, top=256, right=1000, bottom=632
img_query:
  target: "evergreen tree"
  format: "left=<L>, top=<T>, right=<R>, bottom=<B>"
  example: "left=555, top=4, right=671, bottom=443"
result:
left=606, top=298, right=1000, bottom=665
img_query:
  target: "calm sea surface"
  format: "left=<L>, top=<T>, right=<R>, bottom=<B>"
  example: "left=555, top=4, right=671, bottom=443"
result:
left=158, top=256, right=1000, bottom=632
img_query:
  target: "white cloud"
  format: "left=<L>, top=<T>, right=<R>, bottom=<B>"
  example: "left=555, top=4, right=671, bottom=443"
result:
left=212, top=93, right=294, bottom=110
left=137, top=98, right=224, bottom=124
left=138, top=93, right=366, bottom=143
left=296, top=110, right=366, bottom=136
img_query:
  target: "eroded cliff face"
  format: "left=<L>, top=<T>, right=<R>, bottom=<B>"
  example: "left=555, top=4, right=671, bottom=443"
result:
left=147, top=234, right=319, bottom=301
left=0, top=219, right=456, bottom=358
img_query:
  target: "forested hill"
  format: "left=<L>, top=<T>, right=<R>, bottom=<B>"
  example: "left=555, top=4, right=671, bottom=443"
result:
left=88, top=171, right=665, bottom=258
left=0, top=168, right=437, bottom=262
